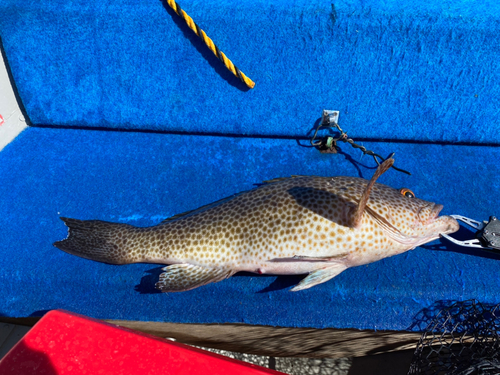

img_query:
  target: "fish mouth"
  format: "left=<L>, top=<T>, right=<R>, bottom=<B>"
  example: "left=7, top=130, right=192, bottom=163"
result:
left=417, top=203, right=444, bottom=225
left=431, top=204, right=444, bottom=220
left=414, top=204, right=459, bottom=245
left=419, top=203, right=459, bottom=233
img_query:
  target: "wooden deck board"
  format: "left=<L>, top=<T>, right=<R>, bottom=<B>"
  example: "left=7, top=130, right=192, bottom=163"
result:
left=0, top=317, right=422, bottom=358
left=107, top=321, right=422, bottom=358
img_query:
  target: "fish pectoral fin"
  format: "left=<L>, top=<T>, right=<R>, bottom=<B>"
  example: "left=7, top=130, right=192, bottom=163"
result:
left=290, top=263, right=347, bottom=292
left=268, top=253, right=349, bottom=262
left=155, top=264, right=234, bottom=293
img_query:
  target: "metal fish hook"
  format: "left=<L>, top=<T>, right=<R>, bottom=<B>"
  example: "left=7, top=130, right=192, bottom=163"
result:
left=311, top=110, right=411, bottom=175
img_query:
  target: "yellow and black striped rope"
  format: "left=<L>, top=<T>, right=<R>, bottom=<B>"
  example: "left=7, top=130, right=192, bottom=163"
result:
left=166, top=0, right=255, bottom=89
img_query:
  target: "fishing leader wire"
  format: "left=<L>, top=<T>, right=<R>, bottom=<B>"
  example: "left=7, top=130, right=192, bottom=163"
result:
left=311, top=110, right=411, bottom=175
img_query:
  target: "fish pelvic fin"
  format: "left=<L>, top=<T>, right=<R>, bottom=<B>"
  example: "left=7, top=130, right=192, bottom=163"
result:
left=290, top=263, right=347, bottom=292
left=54, top=217, right=143, bottom=264
left=349, top=157, right=395, bottom=229
left=155, top=264, right=235, bottom=292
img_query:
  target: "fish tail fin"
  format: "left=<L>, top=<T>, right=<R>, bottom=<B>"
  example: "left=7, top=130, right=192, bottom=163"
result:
left=54, top=217, right=143, bottom=264
left=350, top=157, right=395, bottom=229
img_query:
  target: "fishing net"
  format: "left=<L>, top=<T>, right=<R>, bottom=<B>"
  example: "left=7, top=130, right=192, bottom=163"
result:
left=408, top=300, right=500, bottom=375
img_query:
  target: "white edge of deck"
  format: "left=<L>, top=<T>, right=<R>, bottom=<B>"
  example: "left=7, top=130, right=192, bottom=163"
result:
left=0, top=47, right=28, bottom=153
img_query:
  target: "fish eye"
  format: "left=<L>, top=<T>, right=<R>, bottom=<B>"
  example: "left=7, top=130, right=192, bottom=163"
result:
left=400, top=188, right=415, bottom=198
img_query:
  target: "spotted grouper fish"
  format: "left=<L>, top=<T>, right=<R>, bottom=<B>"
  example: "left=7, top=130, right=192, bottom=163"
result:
left=54, top=158, right=458, bottom=292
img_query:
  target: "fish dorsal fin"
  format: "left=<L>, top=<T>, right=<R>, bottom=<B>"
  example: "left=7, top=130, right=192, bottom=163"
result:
left=161, top=176, right=316, bottom=224
left=160, top=192, right=246, bottom=224
left=349, top=158, right=395, bottom=229
left=262, top=175, right=316, bottom=184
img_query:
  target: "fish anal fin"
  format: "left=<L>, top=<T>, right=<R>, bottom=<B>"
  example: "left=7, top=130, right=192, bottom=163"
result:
left=350, top=157, right=395, bottom=229
left=290, top=263, right=347, bottom=292
left=155, top=264, right=234, bottom=292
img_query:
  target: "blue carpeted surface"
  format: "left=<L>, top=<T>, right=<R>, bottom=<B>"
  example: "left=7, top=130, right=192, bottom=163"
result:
left=0, top=127, right=499, bottom=329
left=1, top=0, right=500, bottom=332
left=1, top=0, right=500, bottom=143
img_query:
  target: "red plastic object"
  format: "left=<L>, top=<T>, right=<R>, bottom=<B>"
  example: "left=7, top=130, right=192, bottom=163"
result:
left=0, top=310, right=285, bottom=374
